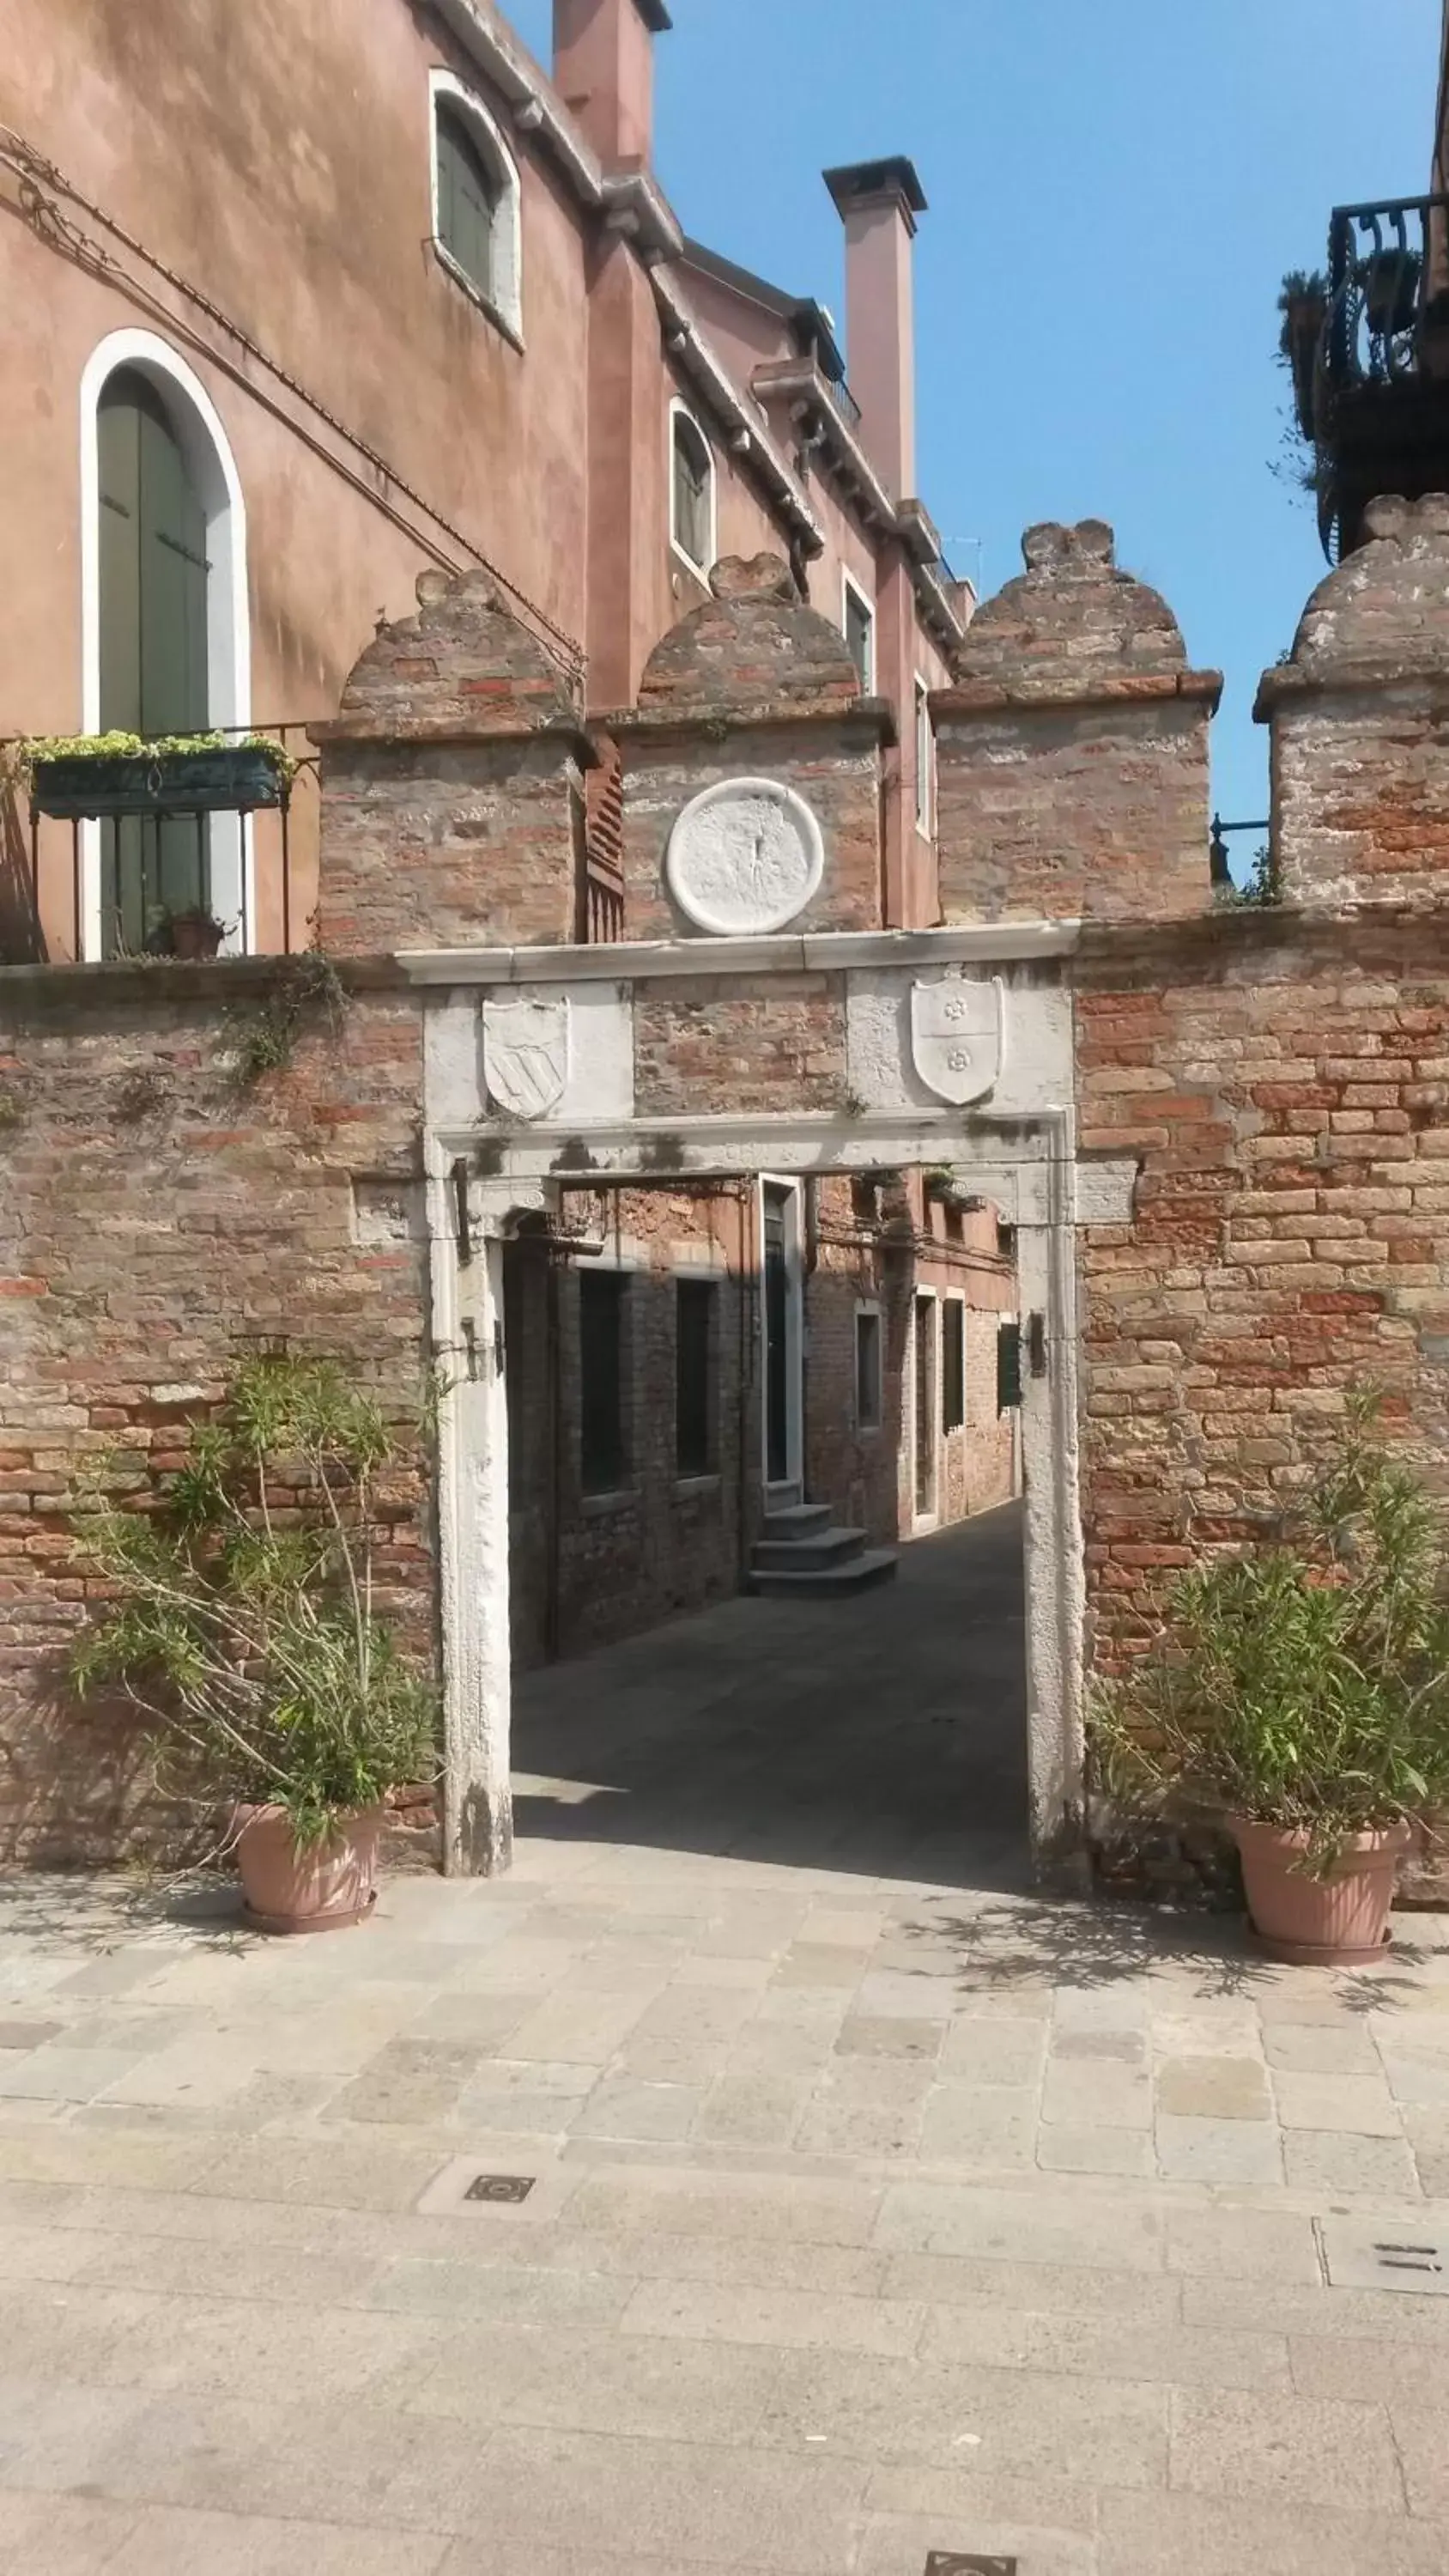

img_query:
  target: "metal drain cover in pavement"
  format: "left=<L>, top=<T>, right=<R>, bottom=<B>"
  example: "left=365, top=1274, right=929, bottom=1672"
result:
left=1319, top=2218, right=1449, bottom=2292
left=464, top=2172, right=535, bottom=2205
left=925, top=2558, right=1017, bottom=2575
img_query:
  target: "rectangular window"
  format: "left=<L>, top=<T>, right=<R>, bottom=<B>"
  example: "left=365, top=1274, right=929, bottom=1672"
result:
left=943, top=1298, right=966, bottom=1432
left=843, top=577, right=875, bottom=692
left=913, top=1294, right=937, bottom=1518
left=676, top=1278, right=716, bottom=1478
left=855, top=1305, right=882, bottom=1432
left=914, top=677, right=935, bottom=835
left=997, top=1315, right=1022, bottom=1415
left=579, top=1270, right=628, bottom=1494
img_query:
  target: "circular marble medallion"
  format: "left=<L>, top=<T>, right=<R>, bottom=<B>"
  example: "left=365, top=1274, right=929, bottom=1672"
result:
left=664, top=777, right=825, bottom=937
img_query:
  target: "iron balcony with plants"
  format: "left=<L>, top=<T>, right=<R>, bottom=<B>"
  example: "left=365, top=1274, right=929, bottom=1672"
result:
left=8, top=721, right=316, bottom=963
left=1282, top=195, right=1449, bottom=561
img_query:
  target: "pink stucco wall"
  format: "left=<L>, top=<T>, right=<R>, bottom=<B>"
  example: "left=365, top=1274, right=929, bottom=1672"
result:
left=3, top=0, right=959, bottom=954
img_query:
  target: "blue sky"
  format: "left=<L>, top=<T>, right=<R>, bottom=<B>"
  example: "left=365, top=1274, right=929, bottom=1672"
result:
left=512, top=0, right=1440, bottom=844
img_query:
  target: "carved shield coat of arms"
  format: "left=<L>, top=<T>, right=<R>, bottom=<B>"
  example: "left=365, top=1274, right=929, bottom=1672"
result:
left=482, top=995, right=570, bottom=1121
left=909, top=978, right=1004, bottom=1109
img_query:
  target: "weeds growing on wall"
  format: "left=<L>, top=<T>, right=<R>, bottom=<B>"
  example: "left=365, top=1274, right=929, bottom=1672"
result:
left=1216, top=843, right=1282, bottom=909
left=226, top=945, right=348, bottom=1086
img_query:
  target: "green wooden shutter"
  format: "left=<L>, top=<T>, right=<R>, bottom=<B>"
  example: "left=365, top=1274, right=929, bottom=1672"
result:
left=98, top=391, right=142, bottom=734
left=437, top=107, right=498, bottom=299
left=95, top=369, right=209, bottom=951
left=137, top=393, right=209, bottom=737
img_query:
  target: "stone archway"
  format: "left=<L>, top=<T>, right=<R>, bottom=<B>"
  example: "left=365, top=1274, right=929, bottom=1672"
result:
left=411, top=929, right=1137, bottom=1880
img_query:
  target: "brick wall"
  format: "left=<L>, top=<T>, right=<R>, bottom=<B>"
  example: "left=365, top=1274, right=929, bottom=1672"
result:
left=1261, top=498, right=1449, bottom=912
left=803, top=1175, right=1019, bottom=1545
left=936, top=520, right=1220, bottom=926
left=616, top=722, right=888, bottom=941
left=0, top=963, right=434, bottom=1863
left=1076, top=907, right=1449, bottom=1679
left=615, top=554, right=888, bottom=940
left=634, top=975, right=848, bottom=1116
left=316, top=568, right=591, bottom=955
left=803, top=1175, right=911, bottom=1546
left=506, top=1185, right=754, bottom=1666
left=915, top=1195, right=1019, bottom=1524
left=636, top=553, right=864, bottom=717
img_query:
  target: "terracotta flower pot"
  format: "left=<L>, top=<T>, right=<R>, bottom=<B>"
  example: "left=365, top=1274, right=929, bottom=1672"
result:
left=168, top=911, right=225, bottom=959
left=233, top=1801, right=383, bottom=1935
left=1232, top=1818, right=1411, bottom=1966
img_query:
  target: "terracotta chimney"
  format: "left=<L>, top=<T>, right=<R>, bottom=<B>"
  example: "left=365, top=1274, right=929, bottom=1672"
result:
left=823, top=156, right=927, bottom=501
left=553, top=0, right=670, bottom=170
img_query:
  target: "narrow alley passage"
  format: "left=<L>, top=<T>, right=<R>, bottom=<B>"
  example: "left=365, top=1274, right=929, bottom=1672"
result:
left=512, top=1508, right=1030, bottom=1893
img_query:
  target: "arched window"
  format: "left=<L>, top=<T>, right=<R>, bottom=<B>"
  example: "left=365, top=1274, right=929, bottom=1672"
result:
left=670, top=403, right=715, bottom=577
left=430, top=71, right=523, bottom=340
left=80, top=331, right=250, bottom=959
left=96, top=368, right=209, bottom=952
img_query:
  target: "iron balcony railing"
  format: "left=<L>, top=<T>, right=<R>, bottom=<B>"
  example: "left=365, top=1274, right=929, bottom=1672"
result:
left=1325, top=194, right=1449, bottom=392
left=9, top=720, right=318, bottom=966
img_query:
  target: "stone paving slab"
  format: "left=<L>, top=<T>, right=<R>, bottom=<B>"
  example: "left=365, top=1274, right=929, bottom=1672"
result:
left=7, top=1522, right=1449, bottom=2565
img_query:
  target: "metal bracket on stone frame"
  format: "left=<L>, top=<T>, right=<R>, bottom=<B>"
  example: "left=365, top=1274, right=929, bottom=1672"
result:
left=426, top=1098, right=1137, bottom=1886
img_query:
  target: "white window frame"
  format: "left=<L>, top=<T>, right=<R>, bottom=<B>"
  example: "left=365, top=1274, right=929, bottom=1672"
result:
left=942, top=1289, right=967, bottom=1434
left=669, top=398, right=717, bottom=580
left=78, top=329, right=252, bottom=960
left=854, top=1299, right=883, bottom=1437
left=428, top=68, right=524, bottom=346
left=758, top=1174, right=804, bottom=1498
left=911, top=1285, right=940, bottom=1529
left=913, top=671, right=936, bottom=838
left=841, top=570, right=876, bottom=693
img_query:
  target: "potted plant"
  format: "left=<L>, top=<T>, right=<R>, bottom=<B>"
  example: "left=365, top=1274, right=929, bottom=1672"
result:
left=1363, top=244, right=1422, bottom=341
left=155, top=904, right=230, bottom=961
left=70, top=1358, right=438, bottom=1934
left=1091, top=1399, right=1449, bottom=1964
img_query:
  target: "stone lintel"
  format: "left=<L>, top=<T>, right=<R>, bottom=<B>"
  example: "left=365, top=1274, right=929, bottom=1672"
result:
left=0, top=953, right=405, bottom=1009
left=600, top=696, right=899, bottom=748
left=397, top=917, right=1082, bottom=987
left=309, top=715, right=601, bottom=764
left=932, top=669, right=1223, bottom=723
left=1253, top=656, right=1449, bottom=722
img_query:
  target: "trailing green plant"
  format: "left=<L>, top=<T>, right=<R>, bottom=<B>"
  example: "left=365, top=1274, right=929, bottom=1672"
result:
left=1276, top=267, right=1329, bottom=368
left=1271, top=264, right=1331, bottom=507
left=1215, top=841, right=1281, bottom=910
left=226, top=945, right=346, bottom=1084
left=1091, top=1394, right=1449, bottom=1869
left=70, top=1357, right=439, bottom=1850
left=17, top=731, right=299, bottom=783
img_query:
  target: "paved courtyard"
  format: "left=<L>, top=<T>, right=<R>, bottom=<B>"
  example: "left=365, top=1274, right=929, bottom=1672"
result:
left=3, top=1513, right=1449, bottom=2570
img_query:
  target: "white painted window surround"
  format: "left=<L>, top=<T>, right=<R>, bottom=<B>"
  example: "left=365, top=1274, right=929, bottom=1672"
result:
left=914, top=671, right=936, bottom=838
left=854, top=1299, right=883, bottom=1434
left=428, top=68, right=524, bottom=344
left=943, top=1289, right=967, bottom=1432
left=842, top=570, right=876, bottom=693
left=670, top=398, right=717, bottom=579
left=78, top=329, right=252, bottom=959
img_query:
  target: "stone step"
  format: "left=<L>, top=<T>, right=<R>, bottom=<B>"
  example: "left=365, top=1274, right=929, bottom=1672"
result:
left=751, top=1525, right=869, bottom=1575
left=761, top=1502, right=834, bottom=1544
left=748, top=1547, right=900, bottom=1601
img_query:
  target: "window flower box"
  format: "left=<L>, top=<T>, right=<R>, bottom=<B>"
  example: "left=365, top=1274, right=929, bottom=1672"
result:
left=25, top=736, right=291, bottom=822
